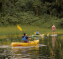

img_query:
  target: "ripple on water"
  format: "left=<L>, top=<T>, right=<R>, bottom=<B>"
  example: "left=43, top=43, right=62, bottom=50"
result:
left=0, top=45, right=10, bottom=48
left=11, top=45, right=39, bottom=49
left=39, top=44, right=47, bottom=47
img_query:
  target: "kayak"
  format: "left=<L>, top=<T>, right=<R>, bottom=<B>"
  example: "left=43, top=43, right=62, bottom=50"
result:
left=11, top=40, right=39, bottom=47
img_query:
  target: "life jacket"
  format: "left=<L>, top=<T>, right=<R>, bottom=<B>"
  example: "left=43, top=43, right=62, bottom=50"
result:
left=52, top=26, right=55, bottom=30
left=36, top=31, right=39, bottom=35
left=22, top=36, right=28, bottom=41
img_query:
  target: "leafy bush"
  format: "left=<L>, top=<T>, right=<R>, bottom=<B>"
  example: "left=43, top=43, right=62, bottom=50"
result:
left=0, top=0, right=63, bottom=28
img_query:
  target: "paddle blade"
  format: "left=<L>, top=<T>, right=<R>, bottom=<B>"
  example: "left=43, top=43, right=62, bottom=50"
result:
left=34, top=32, right=36, bottom=34
left=17, top=25, right=22, bottom=31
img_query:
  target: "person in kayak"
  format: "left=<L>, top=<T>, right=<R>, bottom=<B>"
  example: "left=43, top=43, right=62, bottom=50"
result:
left=22, top=33, right=29, bottom=43
left=35, top=30, right=40, bottom=40
left=36, top=30, right=40, bottom=35
left=52, top=24, right=56, bottom=34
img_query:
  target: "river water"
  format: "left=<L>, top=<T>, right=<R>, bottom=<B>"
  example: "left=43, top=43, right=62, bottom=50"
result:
left=0, top=34, right=63, bottom=59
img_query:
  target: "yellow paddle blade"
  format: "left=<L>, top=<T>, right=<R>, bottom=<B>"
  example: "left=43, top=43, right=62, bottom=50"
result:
left=34, top=32, right=36, bottom=34
left=17, top=25, right=22, bottom=31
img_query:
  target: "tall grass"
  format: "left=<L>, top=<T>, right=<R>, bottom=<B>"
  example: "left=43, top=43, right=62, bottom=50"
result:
left=0, top=25, right=63, bottom=39
left=0, top=25, right=51, bottom=35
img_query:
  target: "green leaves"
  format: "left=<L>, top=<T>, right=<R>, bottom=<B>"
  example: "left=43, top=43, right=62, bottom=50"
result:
left=33, top=0, right=41, bottom=7
left=0, top=0, right=63, bottom=28
left=0, top=0, right=2, bottom=2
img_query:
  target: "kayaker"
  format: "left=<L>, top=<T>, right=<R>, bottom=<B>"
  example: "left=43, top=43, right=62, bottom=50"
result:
left=35, top=30, right=40, bottom=40
left=52, top=24, right=56, bottom=34
left=36, top=30, right=40, bottom=35
left=22, top=33, right=29, bottom=43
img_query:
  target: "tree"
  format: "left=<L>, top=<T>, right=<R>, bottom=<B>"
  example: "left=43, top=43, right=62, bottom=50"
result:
left=2, top=0, right=6, bottom=13
left=33, top=0, right=41, bottom=16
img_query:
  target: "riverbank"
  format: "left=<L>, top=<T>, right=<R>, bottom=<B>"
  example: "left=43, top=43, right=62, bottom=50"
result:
left=0, top=25, right=63, bottom=39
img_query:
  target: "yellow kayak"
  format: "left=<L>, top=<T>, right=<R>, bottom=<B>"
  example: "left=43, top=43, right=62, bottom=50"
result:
left=11, top=40, right=39, bottom=47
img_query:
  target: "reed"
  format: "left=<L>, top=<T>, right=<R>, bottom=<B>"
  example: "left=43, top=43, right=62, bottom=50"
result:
left=0, top=25, right=63, bottom=39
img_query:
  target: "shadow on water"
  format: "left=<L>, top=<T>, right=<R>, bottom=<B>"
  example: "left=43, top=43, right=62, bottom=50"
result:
left=0, top=34, right=63, bottom=59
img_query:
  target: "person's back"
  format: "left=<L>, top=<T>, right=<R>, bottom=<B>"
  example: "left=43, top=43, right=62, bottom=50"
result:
left=52, top=25, right=55, bottom=32
left=22, top=33, right=28, bottom=43
left=36, top=30, right=39, bottom=35
left=52, top=24, right=56, bottom=34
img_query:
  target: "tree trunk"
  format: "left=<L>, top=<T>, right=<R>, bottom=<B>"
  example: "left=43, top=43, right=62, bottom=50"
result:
left=35, top=7, right=38, bottom=16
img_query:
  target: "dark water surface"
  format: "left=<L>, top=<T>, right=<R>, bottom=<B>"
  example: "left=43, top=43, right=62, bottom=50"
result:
left=0, top=34, right=63, bottom=59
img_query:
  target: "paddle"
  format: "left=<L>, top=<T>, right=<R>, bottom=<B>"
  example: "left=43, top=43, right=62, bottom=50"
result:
left=17, top=25, right=22, bottom=32
left=17, top=25, right=38, bottom=45
left=17, top=25, right=30, bottom=42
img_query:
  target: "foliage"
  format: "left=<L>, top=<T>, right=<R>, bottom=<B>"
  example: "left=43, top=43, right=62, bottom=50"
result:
left=0, top=0, right=63, bottom=28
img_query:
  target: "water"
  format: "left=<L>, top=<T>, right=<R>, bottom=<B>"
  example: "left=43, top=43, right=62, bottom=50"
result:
left=0, top=34, right=63, bottom=59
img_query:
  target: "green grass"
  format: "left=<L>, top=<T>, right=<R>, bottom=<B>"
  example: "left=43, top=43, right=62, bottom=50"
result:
left=0, top=25, right=63, bottom=39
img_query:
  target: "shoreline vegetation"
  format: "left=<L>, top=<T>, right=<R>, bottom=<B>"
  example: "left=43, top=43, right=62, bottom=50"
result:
left=0, top=25, right=63, bottom=39
left=0, top=0, right=63, bottom=40
left=0, top=0, right=63, bottom=29
left=0, top=0, right=63, bottom=39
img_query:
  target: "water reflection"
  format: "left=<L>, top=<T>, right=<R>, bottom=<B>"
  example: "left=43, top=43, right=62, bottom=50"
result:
left=0, top=48, right=11, bottom=59
left=51, top=36, right=55, bottom=56
left=52, top=36, right=55, bottom=48
left=39, top=34, right=63, bottom=59
left=0, top=34, right=63, bottom=59
left=11, top=46, right=39, bottom=59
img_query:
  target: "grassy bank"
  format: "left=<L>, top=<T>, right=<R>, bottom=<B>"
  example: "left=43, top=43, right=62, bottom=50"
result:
left=0, top=25, right=63, bottom=39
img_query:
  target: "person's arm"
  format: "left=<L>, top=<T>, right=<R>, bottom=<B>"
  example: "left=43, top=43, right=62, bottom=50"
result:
left=26, top=36, right=28, bottom=39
